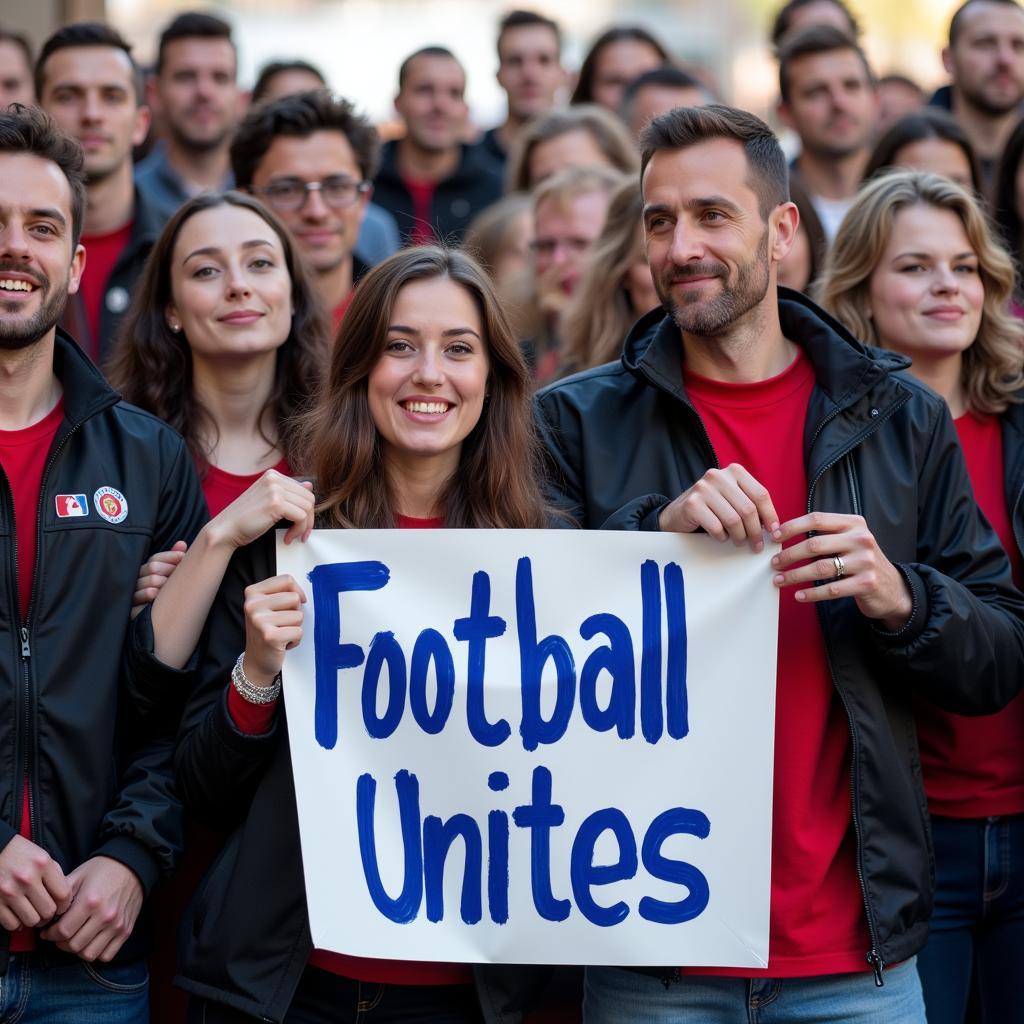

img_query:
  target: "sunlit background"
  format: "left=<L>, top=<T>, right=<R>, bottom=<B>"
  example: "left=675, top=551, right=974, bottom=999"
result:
left=3, top=0, right=968, bottom=130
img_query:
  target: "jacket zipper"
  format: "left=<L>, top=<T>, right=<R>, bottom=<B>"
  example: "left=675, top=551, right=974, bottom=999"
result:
left=15, top=422, right=82, bottom=845
left=0, top=473, right=27, bottom=844
left=805, top=391, right=910, bottom=988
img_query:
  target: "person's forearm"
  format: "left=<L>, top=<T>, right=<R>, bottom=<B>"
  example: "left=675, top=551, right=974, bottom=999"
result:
left=150, top=524, right=236, bottom=668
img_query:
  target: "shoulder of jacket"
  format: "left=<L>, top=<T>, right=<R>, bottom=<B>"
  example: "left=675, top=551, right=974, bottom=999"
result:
left=538, top=360, right=634, bottom=403
left=105, top=399, right=191, bottom=451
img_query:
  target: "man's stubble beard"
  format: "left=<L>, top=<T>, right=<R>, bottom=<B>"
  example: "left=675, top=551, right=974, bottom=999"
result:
left=0, top=267, right=70, bottom=352
left=962, top=78, right=1024, bottom=117
left=660, top=227, right=770, bottom=337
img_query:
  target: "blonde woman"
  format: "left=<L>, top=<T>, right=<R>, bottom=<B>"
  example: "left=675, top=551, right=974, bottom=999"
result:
left=560, top=179, right=659, bottom=373
left=818, top=169, right=1024, bottom=1024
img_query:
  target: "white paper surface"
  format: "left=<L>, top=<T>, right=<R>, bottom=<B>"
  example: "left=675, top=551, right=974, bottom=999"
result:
left=278, top=529, right=778, bottom=967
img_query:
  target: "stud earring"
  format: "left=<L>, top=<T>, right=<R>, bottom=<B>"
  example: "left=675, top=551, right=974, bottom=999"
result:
left=169, top=322, right=181, bottom=333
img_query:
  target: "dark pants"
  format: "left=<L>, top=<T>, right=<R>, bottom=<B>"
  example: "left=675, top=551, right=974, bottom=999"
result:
left=188, top=966, right=483, bottom=1023
left=917, top=814, right=1024, bottom=1024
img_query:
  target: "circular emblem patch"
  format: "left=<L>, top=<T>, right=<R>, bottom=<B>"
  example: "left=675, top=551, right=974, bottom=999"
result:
left=94, top=486, right=128, bottom=524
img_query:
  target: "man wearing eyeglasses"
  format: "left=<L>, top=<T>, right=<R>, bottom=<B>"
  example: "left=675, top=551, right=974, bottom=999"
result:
left=231, top=89, right=380, bottom=329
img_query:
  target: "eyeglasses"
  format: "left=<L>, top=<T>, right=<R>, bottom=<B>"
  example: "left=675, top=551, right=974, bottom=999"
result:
left=254, top=176, right=371, bottom=211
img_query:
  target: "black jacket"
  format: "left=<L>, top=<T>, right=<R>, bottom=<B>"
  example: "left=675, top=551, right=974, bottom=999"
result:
left=160, top=532, right=547, bottom=1023
left=0, top=329, right=207, bottom=969
left=60, top=187, right=165, bottom=366
left=1002, top=397, right=1024, bottom=557
left=372, top=140, right=504, bottom=245
left=535, top=290, right=1024, bottom=978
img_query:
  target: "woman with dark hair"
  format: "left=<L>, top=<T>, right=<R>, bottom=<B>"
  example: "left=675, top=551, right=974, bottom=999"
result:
left=110, top=189, right=327, bottom=1023
left=818, top=171, right=1024, bottom=1024
left=992, top=116, right=1024, bottom=310
left=135, top=246, right=551, bottom=1022
left=863, top=108, right=981, bottom=194
left=570, top=26, right=668, bottom=111
left=107, top=189, right=327, bottom=518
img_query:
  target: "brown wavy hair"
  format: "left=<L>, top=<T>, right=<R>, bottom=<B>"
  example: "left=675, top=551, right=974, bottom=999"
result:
left=106, top=190, right=327, bottom=471
left=817, top=170, right=1024, bottom=415
left=300, top=246, right=549, bottom=528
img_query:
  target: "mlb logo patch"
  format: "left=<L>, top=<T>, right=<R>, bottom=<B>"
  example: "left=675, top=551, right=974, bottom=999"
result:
left=55, top=494, right=88, bottom=518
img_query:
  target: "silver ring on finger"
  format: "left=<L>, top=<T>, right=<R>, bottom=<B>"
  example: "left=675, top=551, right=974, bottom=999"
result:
left=832, top=555, right=845, bottom=580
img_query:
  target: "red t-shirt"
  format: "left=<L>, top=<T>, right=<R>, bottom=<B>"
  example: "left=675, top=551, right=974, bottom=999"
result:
left=682, top=351, right=872, bottom=978
left=228, top=510, right=469, bottom=984
left=332, top=290, right=356, bottom=334
left=79, top=222, right=132, bottom=360
left=0, top=398, right=65, bottom=953
left=211, top=459, right=292, bottom=733
left=401, top=176, right=437, bottom=246
left=202, top=458, right=291, bottom=519
left=915, top=410, right=1024, bottom=817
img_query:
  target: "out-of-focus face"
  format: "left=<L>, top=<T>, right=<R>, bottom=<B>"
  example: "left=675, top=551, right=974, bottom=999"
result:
left=167, top=204, right=293, bottom=363
left=497, top=24, right=565, bottom=121
left=533, top=189, right=611, bottom=299
left=625, top=233, right=660, bottom=318
left=876, top=78, right=924, bottom=132
left=395, top=54, right=468, bottom=154
left=528, top=128, right=615, bottom=186
left=492, top=207, right=534, bottom=284
left=0, top=153, right=84, bottom=350
left=944, top=1, right=1024, bottom=115
left=250, top=130, right=368, bottom=276
left=368, top=276, right=489, bottom=477
left=257, top=68, right=326, bottom=103
left=892, top=137, right=975, bottom=190
left=154, top=37, right=240, bottom=152
left=590, top=37, right=663, bottom=111
left=780, top=48, right=878, bottom=159
left=642, top=139, right=791, bottom=337
left=0, top=40, right=34, bottom=108
left=777, top=221, right=813, bottom=292
left=40, top=46, right=150, bottom=184
left=867, top=203, right=984, bottom=365
left=627, top=82, right=706, bottom=138
left=780, top=0, right=857, bottom=42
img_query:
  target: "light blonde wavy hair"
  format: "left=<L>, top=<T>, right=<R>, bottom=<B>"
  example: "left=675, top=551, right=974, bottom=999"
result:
left=561, top=179, right=648, bottom=372
left=817, top=170, right=1024, bottom=415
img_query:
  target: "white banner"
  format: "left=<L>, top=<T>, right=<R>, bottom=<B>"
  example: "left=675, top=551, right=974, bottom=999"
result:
left=278, top=529, right=778, bottom=967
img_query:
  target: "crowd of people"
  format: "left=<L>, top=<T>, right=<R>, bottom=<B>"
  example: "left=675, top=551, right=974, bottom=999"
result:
left=0, top=0, right=1023, bottom=1021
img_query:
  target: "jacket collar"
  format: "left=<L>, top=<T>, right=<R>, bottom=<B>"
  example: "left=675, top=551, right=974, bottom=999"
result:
left=622, top=286, right=910, bottom=413
left=129, top=185, right=166, bottom=251
left=53, top=326, right=122, bottom=427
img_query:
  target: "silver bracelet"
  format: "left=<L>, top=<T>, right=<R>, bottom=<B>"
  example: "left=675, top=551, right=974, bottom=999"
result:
left=231, top=653, right=282, bottom=705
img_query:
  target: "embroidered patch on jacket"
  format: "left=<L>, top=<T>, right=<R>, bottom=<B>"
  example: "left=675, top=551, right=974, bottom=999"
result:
left=93, top=486, right=128, bottom=524
left=55, top=494, right=88, bottom=518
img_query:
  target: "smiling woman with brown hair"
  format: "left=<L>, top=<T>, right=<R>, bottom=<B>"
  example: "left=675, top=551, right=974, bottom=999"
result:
left=129, top=245, right=552, bottom=1023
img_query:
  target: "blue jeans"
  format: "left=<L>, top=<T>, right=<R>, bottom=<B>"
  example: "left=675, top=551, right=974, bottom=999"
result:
left=583, top=960, right=926, bottom=1023
left=916, top=814, right=1024, bottom=1024
left=0, top=952, right=148, bottom=1023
